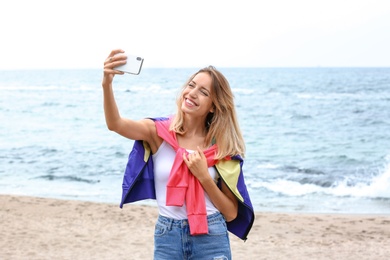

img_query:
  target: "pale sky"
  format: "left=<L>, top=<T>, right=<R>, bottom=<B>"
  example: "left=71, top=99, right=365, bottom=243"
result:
left=1, top=0, right=389, bottom=69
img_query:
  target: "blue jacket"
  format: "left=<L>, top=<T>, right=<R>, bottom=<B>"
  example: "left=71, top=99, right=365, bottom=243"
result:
left=120, top=117, right=255, bottom=240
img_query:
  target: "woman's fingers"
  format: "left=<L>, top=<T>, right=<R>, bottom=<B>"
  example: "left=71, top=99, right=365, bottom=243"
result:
left=103, top=50, right=128, bottom=75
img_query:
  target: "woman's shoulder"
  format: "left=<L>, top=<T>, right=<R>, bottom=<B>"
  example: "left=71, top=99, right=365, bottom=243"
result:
left=142, top=116, right=171, bottom=154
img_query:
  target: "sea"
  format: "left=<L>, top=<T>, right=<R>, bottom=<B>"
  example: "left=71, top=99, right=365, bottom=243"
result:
left=1, top=68, right=389, bottom=214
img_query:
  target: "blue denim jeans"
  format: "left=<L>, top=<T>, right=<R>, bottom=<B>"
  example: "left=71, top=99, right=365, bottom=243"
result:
left=154, top=212, right=231, bottom=260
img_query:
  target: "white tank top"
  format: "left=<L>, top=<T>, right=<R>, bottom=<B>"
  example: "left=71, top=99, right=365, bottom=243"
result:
left=152, top=141, right=219, bottom=219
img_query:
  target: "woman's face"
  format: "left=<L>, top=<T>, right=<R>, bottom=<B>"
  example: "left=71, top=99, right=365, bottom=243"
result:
left=181, top=72, right=214, bottom=118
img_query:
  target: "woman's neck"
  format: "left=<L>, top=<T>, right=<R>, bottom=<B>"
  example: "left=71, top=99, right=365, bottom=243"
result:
left=178, top=116, right=208, bottom=149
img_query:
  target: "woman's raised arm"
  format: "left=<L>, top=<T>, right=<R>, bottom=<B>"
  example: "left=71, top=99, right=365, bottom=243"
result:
left=102, top=49, right=158, bottom=148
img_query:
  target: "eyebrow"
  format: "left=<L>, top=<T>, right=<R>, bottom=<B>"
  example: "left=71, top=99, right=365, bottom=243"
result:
left=190, top=80, right=210, bottom=93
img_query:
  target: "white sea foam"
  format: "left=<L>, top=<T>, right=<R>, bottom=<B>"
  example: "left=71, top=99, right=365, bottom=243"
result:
left=330, top=161, right=390, bottom=199
left=259, top=163, right=390, bottom=199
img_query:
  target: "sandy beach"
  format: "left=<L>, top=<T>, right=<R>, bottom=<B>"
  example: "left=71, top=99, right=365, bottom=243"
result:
left=0, top=194, right=389, bottom=259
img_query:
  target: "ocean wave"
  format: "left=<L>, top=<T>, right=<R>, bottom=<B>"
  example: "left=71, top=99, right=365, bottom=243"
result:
left=123, top=84, right=177, bottom=95
left=232, top=88, right=255, bottom=95
left=330, top=163, right=390, bottom=199
left=281, top=165, right=326, bottom=175
left=288, top=113, right=313, bottom=120
left=295, top=92, right=390, bottom=101
left=35, top=174, right=100, bottom=184
left=257, top=164, right=390, bottom=199
left=256, top=163, right=280, bottom=169
left=0, top=85, right=62, bottom=90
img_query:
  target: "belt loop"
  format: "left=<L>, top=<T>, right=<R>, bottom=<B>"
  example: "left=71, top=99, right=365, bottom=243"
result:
left=167, top=218, right=173, bottom=231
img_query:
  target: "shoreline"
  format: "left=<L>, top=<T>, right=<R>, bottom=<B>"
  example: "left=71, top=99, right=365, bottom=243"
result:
left=1, top=194, right=389, bottom=259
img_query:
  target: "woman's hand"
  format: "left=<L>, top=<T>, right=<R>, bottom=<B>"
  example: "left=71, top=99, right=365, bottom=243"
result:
left=102, top=49, right=127, bottom=87
left=183, top=146, right=211, bottom=183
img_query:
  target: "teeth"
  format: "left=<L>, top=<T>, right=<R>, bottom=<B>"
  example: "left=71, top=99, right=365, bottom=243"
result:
left=186, top=99, right=195, bottom=106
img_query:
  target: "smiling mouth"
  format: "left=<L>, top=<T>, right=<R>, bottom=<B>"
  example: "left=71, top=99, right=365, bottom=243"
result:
left=185, top=98, right=197, bottom=106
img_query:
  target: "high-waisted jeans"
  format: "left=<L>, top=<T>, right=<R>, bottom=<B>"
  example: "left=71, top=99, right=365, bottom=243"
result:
left=154, top=212, right=231, bottom=260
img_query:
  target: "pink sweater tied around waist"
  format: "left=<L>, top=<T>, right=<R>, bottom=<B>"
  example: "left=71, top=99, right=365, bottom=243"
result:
left=155, top=119, right=222, bottom=235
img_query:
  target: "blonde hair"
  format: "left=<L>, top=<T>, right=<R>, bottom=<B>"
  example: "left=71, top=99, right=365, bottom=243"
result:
left=170, top=66, right=245, bottom=159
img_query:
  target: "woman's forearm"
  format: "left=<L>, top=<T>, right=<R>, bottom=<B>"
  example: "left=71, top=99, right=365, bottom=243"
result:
left=102, top=82, right=121, bottom=131
left=201, top=178, right=238, bottom=222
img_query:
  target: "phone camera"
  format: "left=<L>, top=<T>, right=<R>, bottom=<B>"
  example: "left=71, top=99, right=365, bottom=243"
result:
left=136, top=57, right=142, bottom=61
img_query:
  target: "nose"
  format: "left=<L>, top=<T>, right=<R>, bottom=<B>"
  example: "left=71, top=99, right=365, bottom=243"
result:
left=188, top=87, right=197, bottom=97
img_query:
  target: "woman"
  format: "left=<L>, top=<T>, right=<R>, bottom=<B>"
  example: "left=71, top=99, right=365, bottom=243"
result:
left=102, top=49, right=254, bottom=259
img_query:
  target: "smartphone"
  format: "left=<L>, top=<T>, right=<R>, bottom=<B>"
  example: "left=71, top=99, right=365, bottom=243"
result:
left=114, top=54, right=144, bottom=75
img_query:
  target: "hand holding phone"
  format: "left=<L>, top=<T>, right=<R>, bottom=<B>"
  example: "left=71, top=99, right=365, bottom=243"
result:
left=114, top=53, right=144, bottom=75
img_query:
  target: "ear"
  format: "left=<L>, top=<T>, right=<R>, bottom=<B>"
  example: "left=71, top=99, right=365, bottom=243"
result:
left=209, top=105, right=215, bottom=113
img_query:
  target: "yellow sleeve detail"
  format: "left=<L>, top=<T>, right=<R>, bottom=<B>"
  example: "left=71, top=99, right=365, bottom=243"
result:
left=142, top=141, right=151, bottom=162
left=216, top=160, right=244, bottom=202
